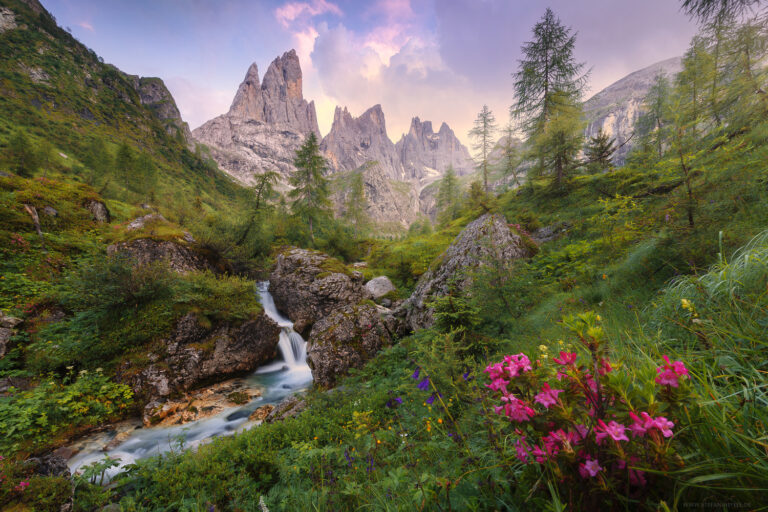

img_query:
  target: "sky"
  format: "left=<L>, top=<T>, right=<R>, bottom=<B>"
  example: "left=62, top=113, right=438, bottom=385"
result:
left=42, top=0, right=699, bottom=145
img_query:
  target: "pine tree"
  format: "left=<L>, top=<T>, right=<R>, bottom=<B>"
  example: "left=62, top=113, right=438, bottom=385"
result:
left=724, top=18, right=768, bottom=124
left=345, top=171, right=369, bottom=239
left=511, top=8, right=588, bottom=138
left=436, top=166, right=461, bottom=225
left=677, top=36, right=713, bottom=139
left=134, top=153, right=157, bottom=197
left=468, top=105, right=497, bottom=193
left=498, top=122, right=521, bottom=188
left=5, top=130, right=39, bottom=177
left=115, top=143, right=135, bottom=185
left=289, top=132, right=331, bottom=243
left=682, top=0, right=760, bottom=21
left=236, top=171, right=279, bottom=247
left=584, top=128, right=616, bottom=172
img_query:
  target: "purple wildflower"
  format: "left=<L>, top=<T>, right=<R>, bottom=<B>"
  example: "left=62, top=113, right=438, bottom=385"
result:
left=411, top=367, right=420, bottom=379
left=417, top=377, right=430, bottom=391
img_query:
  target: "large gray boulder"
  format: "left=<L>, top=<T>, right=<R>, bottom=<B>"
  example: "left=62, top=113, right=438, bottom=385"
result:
left=269, top=247, right=369, bottom=335
left=119, top=312, right=280, bottom=402
left=365, top=276, right=396, bottom=299
left=400, top=213, right=532, bottom=331
left=106, top=238, right=215, bottom=274
left=85, top=199, right=110, bottom=223
left=0, top=312, right=22, bottom=359
left=307, top=302, right=391, bottom=388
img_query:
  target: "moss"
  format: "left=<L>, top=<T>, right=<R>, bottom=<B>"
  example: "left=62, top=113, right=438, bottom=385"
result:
left=227, top=391, right=250, bottom=405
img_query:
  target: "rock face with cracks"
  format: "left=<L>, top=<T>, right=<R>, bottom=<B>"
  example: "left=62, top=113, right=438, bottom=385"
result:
left=399, top=213, right=532, bottom=331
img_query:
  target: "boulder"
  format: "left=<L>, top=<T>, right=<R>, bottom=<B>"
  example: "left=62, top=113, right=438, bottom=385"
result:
left=266, top=395, right=306, bottom=423
left=42, top=205, right=58, bottom=217
left=24, top=453, right=70, bottom=478
left=107, top=238, right=214, bottom=274
left=126, top=213, right=167, bottom=231
left=249, top=404, right=274, bottom=422
left=365, top=276, right=396, bottom=299
left=269, top=247, right=369, bottom=335
left=0, top=312, right=22, bottom=329
left=307, top=302, right=391, bottom=388
left=120, top=312, right=280, bottom=403
left=0, top=312, right=21, bottom=360
left=85, top=199, right=111, bottom=223
left=399, top=213, right=532, bottom=331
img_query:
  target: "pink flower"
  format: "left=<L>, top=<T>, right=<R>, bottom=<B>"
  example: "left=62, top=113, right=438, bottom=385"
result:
left=599, top=358, right=613, bottom=375
left=499, top=393, right=536, bottom=422
left=484, top=362, right=505, bottom=380
left=653, top=416, right=675, bottom=438
left=553, top=351, right=577, bottom=366
left=486, top=377, right=509, bottom=393
left=579, top=457, right=602, bottom=478
left=595, top=420, right=629, bottom=444
left=655, top=355, right=689, bottom=387
left=575, top=424, right=589, bottom=440
left=628, top=411, right=652, bottom=437
left=515, top=437, right=530, bottom=463
left=504, top=353, right=532, bottom=377
left=530, top=444, right=547, bottom=463
left=534, top=383, right=564, bottom=409
left=14, top=481, right=29, bottom=492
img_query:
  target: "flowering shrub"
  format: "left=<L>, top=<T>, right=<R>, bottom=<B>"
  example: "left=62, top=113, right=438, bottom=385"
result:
left=484, top=312, right=690, bottom=508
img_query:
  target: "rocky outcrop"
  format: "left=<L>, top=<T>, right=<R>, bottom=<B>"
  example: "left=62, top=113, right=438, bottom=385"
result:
left=400, top=213, right=532, bottom=331
left=321, top=105, right=404, bottom=181
left=584, top=57, right=682, bottom=164
left=135, top=77, right=193, bottom=144
left=0, top=312, right=22, bottom=359
left=0, top=7, right=17, bottom=34
left=106, top=238, right=215, bottom=274
left=266, top=395, right=306, bottom=423
left=121, top=312, right=280, bottom=403
left=193, top=50, right=320, bottom=184
left=269, top=248, right=368, bottom=335
left=396, top=117, right=473, bottom=180
left=365, top=276, right=396, bottom=300
left=307, top=302, right=391, bottom=388
left=85, top=199, right=110, bottom=223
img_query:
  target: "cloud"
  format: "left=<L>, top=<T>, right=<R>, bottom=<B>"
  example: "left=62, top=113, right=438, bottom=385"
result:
left=164, top=77, right=233, bottom=131
left=77, top=20, right=94, bottom=32
left=274, top=0, right=342, bottom=28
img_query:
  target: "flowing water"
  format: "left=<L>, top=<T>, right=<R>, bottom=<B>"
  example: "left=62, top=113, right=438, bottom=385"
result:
left=66, top=282, right=312, bottom=478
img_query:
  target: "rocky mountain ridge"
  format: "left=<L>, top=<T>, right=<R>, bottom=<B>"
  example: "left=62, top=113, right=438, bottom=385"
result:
left=192, top=51, right=471, bottom=226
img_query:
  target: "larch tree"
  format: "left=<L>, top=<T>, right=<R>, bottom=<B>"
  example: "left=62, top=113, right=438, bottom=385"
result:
left=345, top=171, right=370, bottom=239
left=289, top=132, right=331, bottom=243
left=468, top=105, right=497, bottom=193
left=637, top=72, right=672, bottom=160
left=498, top=122, right=522, bottom=188
left=436, top=166, right=461, bottom=225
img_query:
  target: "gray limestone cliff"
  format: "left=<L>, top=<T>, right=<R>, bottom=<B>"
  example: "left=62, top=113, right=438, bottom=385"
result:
left=396, top=117, right=473, bottom=181
left=134, top=77, right=193, bottom=145
left=192, top=50, right=320, bottom=184
left=584, top=57, right=682, bottom=164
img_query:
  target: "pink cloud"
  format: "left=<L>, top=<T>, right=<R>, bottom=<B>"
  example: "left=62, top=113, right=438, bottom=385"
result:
left=374, top=0, right=414, bottom=21
left=275, top=0, right=342, bottom=28
left=77, top=20, right=94, bottom=32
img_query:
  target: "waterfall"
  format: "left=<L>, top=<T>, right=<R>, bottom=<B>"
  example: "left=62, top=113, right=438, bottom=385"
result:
left=67, top=281, right=312, bottom=478
left=257, top=282, right=308, bottom=367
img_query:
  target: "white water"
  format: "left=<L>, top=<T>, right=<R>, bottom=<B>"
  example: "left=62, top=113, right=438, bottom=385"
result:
left=66, top=282, right=312, bottom=478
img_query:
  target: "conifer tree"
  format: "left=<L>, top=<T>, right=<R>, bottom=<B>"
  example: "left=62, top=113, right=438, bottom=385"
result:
left=345, top=171, right=369, bottom=239
left=289, top=132, right=331, bottom=242
left=115, top=143, right=134, bottom=185
left=468, top=105, right=497, bottom=193
left=584, top=128, right=616, bottom=172
left=511, top=8, right=588, bottom=138
left=532, top=92, right=584, bottom=187
left=637, top=72, right=672, bottom=159
left=5, top=130, right=39, bottom=177
left=682, top=0, right=760, bottom=20
left=436, top=166, right=461, bottom=225
left=498, top=122, right=521, bottom=188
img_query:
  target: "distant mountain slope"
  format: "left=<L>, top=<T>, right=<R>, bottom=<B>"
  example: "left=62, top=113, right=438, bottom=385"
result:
left=583, top=57, right=682, bottom=163
left=0, top=0, right=245, bottom=213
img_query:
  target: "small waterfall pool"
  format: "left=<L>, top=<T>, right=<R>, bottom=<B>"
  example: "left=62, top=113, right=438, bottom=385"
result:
left=66, top=282, right=312, bottom=478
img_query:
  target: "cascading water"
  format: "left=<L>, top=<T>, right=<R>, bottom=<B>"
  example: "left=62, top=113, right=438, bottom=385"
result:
left=66, top=282, right=312, bottom=478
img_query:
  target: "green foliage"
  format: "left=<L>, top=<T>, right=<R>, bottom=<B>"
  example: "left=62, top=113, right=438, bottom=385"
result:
left=583, top=128, right=616, bottom=172
left=435, top=166, right=461, bottom=225
left=2, top=130, right=40, bottom=177
left=468, top=105, right=497, bottom=193
left=0, top=370, right=133, bottom=453
left=289, top=132, right=332, bottom=242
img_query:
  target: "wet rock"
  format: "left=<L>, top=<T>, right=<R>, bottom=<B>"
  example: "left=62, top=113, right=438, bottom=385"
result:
left=269, top=247, right=369, bottom=335
left=122, top=313, right=280, bottom=404
left=307, top=302, right=391, bottom=388
left=85, top=199, right=111, bottom=223
left=249, top=404, right=274, bottom=422
left=365, top=276, right=395, bottom=299
left=266, top=395, right=306, bottom=423
left=25, top=454, right=70, bottom=478
left=107, top=238, right=214, bottom=274
left=399, top=213, right=532, bottom=331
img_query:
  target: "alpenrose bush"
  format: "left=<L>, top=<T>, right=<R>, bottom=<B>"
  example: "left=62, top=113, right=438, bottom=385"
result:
left=485, top=312, right=690, bottom=509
